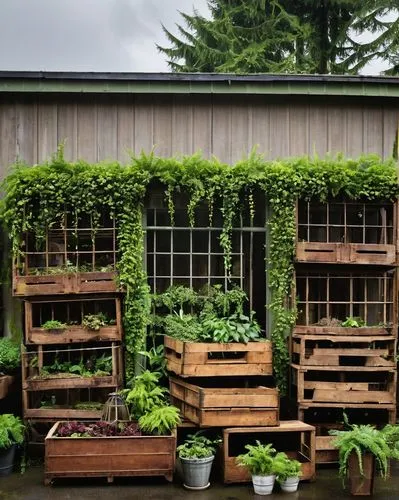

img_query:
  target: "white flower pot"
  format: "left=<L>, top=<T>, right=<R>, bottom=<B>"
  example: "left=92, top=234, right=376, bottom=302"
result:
left=279, top=476, right=300, bottom=493
left=252, top=474, right=276, bottom=495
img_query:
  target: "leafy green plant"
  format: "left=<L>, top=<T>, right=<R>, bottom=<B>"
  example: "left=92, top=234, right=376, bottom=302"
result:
left=138, top=405, right=180, bottom=435
left=163, top=310, right=203, bottom=342
left=272, top=452, right=302, bottom=482
left=0, top=338, right=21, bottom=373
left=122, top=370, right=168, bottom=420
left=380, top=424, right=399, bottom=460
left=199, top=312, right=262, bottom=343
left=329, top=424, right=390, bottom=484
left=177, top=432, right=221, bottom=459
left=138, top=343, right=167, bottom=378
left=0, top=414, right=24, bottom=449
left=41, top=320, right=67, bottom=330
left=341, top=317, right=366, bottom=328
left=236, top=441, right=276, bottom=476
left=82, top=313, right=108, bottom=331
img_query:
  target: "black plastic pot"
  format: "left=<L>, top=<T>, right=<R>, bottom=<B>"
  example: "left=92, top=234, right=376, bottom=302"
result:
left=0, top=444, right=16, bottom=476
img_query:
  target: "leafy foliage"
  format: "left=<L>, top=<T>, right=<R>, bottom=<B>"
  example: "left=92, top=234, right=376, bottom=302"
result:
left=341, top=316, right=366, bottom=328
left=138, top=405, right=181, bottom=435
left=237, top=441, right=277, bottom=476
left=177, top=432, right=221, bottom=459
left=41, top=320, right=67, bottom=330
left=56, top=421, right=141, bottom=438
left=0, top=338, right=21, bottom=373
left=199, top=312, right=261, bottom=343
left=0, top=414, right=24, bottom=449
left=380, top=424, right=399, bottom=460
left=273, top=452, right=302, bottom=482
left=330, top=423, right=390, bottom=483
left=82, top=313, right=108, bottom=331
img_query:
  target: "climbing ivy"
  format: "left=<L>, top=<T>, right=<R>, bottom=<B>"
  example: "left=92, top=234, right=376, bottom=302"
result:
left=1, top=149, right=398, bottom=391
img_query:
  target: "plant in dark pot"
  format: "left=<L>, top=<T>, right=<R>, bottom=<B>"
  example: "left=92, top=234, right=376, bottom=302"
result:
left=0, top=414, right=24, bottom=476
left=330, top=423, right=390, bottom=496
left=0, top=338, right=20, bottom=399
left=273, top=451, right=302, bottom=493
left=236, top=441, right=277, bottom=495
left=177, top=432, right=221, bottom=490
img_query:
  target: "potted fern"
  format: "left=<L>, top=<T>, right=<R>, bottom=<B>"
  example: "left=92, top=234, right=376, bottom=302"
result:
left=236, top=441, right=277, bottom=495
left=177, top=432, right=221, bottom=490
left=0, top=414, right=25, bottom=476
left=330, top=423, right=390, bottom=496
left=273, top=451, right=302, bottom=493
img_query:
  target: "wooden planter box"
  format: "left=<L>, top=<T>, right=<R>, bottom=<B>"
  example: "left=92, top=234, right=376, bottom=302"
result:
left=296, top=242, right=396, bottom=265
left=291, top=334, right=396, bottom=368
left=13, top=272, right=118, bottom=296
left=222, top=421, right=315, bottom=483
left=293, top=325, right=391, bottom=337
left=44, top=422, right=176, bottom=484
left=170, top=377, right=279, bottom=427
left=164, top=336, right=272, bottom=377
left=0, top=375, right=14, bottom=399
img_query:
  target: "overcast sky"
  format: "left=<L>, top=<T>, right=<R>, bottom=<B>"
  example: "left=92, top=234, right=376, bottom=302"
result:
left=0, top=0, right=389, bottom=74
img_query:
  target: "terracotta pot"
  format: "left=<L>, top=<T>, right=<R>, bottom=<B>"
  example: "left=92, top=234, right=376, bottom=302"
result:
left=347, top=451, right=375, bottom=496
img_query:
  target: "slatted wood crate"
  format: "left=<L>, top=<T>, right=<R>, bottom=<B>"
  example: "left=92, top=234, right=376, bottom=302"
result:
left=13, top=271, right=118, bottom=296
left=164, top=336, right=272, bottom=377
left=291, top=334, right=396, bottom=367
left=293, top=325, right=392, bottom=337
left=25, top=296, right=122, bottom=344
left=45, top=422, right=176, bottom=484
left=0, top=375, right=14, bottom=399
left=291, top=364, right=397, bottom=405
left=170, top=376, right=279, bottom=427
left=222, top=421, right=315, bottom=483
left=22, top=344, right=123, bottom=391
left=296, top=242, right=396, bottom=265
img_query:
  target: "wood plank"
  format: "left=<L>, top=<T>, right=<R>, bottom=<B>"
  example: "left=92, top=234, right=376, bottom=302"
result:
left=312, top=389, right=394, bottom=404
left=37, top=101, right=58, bottom=162
left=304, top=381, right=369, bottom=391
left=77, top=102, right=97, bottom=162
left=57, top=102, right=78, bottom=161
left=172, top=95, right=193, bottom=156
left=97, top=100, right=117, bottom=160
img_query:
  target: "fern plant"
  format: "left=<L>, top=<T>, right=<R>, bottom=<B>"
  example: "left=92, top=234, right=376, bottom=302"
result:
left=272, top=452, right=302, bottom=482
left=329, top=424, right=390, bottom=484
left=138, top=405, right=180, bottom=435
left=177, top=432, right=221, bottom=459
left=122, top=370, right=168, bottom=420
left=380, top=424, right=399, bottom=460
left=236, top=441, right=276, bottom=476
left=0, top=414, right=24, bottom=449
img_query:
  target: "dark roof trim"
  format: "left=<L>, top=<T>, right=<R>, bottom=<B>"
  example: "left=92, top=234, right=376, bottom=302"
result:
left=0, top=71, right=399, bottom=97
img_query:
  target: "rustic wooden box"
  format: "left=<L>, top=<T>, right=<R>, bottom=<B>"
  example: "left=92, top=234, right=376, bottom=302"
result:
left=44, top=422, right=176, bottom=484
left=13, top=271, right=118, bottom=296
left=22, top=344, right=123, bottom=391
left=296, top=242, right=396, bottom=265
left=170, top=377, right=279, bottom=427
left=222, top=421, right=315, bottom=483
left=293, top=325, right=391, bottom=337
left=291, top=364, right=397, bottom=405
left=164, top=336, right=272, bottom=377
left=0, top=375, right=14, bottom=399
left=291, top=333, right=396, bottom=368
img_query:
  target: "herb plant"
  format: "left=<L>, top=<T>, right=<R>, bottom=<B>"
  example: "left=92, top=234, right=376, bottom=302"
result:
left=199, top=312, right=261, bottom=343
left=138, top=405, right=180, bottom=435
left=272, top=452, right=302, bottom=482
left=82, top=313, right=108, bottom=331
left=177, top=432, right=221, bottom=459
left=0, top=414, right=24, bottom=449
left=41, top=320, right=67, bottom=330
left=163, top=311, right=203, bottom=342
left=236, top=441, right=277, bottom=476
left=0, top=338, right=21, bottom=373
left=341, top=317, right=366, bottom=328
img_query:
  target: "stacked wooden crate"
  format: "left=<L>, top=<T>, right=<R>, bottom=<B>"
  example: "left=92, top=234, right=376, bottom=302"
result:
left=165, top=335, right=315, bottom=482
left=293, top=199, right=398, bottom=463
left=16, top=212, right=124, bottom=438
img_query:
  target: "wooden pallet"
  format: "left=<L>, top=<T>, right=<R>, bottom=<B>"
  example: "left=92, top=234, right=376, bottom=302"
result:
left=296, top=242, right=396, bottom=265
left=222, top=421, right=315, bottom=483
left=0, top=375, right=14, bottom=399
left=170, top=376, right=279, bottom=427
left=291, top=334, right=396, bottom=367
left=291, top=364, right=397, bottom=405
left=164, top=336, right=272, bottom=377
left=13, top=272, right=118, bottom=296
left=22, top=344, right=123, bottom=391
left=293, top=325, right=392, bottom=337
left=45, top=423, right=176, bottom=484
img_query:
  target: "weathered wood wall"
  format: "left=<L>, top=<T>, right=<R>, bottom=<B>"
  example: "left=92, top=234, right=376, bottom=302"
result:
left=0, top=94, right=397, bottom=178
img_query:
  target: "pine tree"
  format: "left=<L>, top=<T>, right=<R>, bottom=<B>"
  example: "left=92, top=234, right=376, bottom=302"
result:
left=158, top=0, right=399, bottom=74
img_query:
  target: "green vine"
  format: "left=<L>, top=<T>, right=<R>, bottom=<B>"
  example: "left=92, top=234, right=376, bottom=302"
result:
left=1, top=151, right=398, bottom=393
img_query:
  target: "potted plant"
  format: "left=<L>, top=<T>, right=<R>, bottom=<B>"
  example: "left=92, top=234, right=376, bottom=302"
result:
left=41, top=320, right=67, bottom=334
left=330, top=423, right=390, bottom=496
left=273, top=451, right=302, bottom=493
left=177, top=432, right=221, bottom=490
left=236, top=441, right=277, bottom=495
left=0, top=414, right=24, bottom=476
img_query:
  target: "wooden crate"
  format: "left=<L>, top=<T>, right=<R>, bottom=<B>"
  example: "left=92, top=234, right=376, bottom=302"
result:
left=13, top=272, right=118, bottom=296
left=164, top=336, right=272, bottom=377
left=293, top=325, right=392, bottom=337
left=291, top=334, right=396, bottom=367
left=25, top=297, right=122, bottom=344
left=22, top=344, right=123, bottom=391
left=45, top=422, right=176, bottom=484
left=0, top=375, right=14, bottom=399
left=222, top=421, right=315, bottom=483
left=291, top=364, right=397, bottom=405
left=170, top=377, right=279, bottom=427
left=296, top=242, right=396, bottom=265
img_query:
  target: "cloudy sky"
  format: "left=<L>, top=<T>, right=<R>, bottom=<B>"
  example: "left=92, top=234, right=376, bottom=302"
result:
left=0, top=0, right=389, bottom=74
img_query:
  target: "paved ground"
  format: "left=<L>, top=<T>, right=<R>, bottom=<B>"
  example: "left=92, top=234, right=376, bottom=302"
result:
left=2, top=462, right=399, bottom=500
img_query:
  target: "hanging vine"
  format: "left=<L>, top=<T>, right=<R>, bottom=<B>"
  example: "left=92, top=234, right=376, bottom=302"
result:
left=1, top=151, right=398, bottom=392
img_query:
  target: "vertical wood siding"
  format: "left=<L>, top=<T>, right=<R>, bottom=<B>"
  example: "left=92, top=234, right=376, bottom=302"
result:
left=0, top=94, right=397, bottom=177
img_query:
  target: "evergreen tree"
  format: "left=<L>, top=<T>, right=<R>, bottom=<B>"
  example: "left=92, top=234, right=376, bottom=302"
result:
left=158, top=0, right=399, bottom=74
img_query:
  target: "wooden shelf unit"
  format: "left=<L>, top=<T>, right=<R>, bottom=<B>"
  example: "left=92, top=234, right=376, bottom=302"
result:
left=222, top=421, right=315, bottom=483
